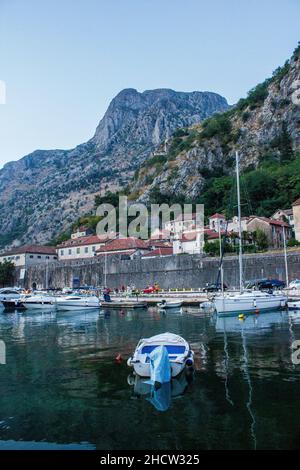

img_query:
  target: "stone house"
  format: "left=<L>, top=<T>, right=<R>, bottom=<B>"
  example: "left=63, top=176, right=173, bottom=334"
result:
left=57, top=233, right=117, bottom=260
left=246, top=217, right=291, bottom=248
left=272, top=209, right=294, bottom=230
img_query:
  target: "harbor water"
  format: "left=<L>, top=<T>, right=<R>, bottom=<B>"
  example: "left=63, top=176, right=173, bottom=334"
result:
left=0, top=306, right=300, bottom=450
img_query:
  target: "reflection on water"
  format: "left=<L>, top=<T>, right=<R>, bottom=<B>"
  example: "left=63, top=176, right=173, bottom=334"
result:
left=0, top=306, right=300, bottom=449
left=128, top=368, right=194, bottom=412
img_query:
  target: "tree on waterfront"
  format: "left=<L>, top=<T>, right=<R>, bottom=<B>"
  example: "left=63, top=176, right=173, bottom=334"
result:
left=253, top=229, right=269, bottom=251
left=0, top=260, right=15, bottom=287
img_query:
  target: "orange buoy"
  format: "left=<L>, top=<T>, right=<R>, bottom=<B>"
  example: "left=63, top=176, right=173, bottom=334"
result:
left=115, top=354, right=123, bottom=363
left=255, top=309, right=260, bottom=314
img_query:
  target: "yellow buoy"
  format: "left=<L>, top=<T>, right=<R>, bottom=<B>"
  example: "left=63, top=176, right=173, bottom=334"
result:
left=238, top=313, right=245, bottom=320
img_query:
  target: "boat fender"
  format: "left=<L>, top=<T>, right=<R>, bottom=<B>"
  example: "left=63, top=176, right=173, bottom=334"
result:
left=186, top=358, right=193, bottom=367
left=127, top=357, right=132, bottom=367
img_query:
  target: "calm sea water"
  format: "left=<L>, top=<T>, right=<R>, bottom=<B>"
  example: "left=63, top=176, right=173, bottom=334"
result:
left=0, top=306, right=300, bottom=450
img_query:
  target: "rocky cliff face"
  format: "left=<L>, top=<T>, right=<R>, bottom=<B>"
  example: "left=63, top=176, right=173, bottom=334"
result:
left=134, top=47, right=300, bottom=203
left=0, top=88, right=228, bottom=248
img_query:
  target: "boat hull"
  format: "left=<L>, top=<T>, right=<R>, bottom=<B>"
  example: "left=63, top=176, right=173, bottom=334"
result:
left=23, top=300, right=56, bottom=310
left=288, top=301, right=300, bottom=310
left=2, top=300, right=26, bottom=311
left=158, top=302, right=182, bottom=309
left=132, top=361, right=186, bottom=378
left=56, top=303, right=100, bottom=311
left=214, top=293, right=287, bottom=315
left=55, top=295, right=101, bottom=311
left=128, top=332, right=194, bottom=378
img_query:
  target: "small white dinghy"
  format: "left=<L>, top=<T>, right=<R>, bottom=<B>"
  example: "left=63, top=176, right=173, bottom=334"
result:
left=288, top=300, right=300, bottom=310
left=127, top=332, right=194, bottom=378
left=158, top=300, right=182, bottom=310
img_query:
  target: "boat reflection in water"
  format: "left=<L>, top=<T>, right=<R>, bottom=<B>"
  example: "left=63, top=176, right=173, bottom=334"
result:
left=215, top=309, right=289, bottom=333
left=214, top=309, right=289, bottom=450
left=128, top=370, right=194, bottom=412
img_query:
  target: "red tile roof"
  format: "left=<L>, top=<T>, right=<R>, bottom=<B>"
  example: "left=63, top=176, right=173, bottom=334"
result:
left=146, top=240, right=172, bottom=248
left=1, top=245, right=57, bottom=257
left=250, top=217, right=290, bottom=228
left=96, top=249, right=137, bottom=257
left=57, top=233, right=116, bottom=249
left=96, top=237, right=149, bottom=253
left=209, top=213, right=226, bottom=219
left=142, top=247, right=173, bottom=257
left=205, top=229, right=227, bottom=240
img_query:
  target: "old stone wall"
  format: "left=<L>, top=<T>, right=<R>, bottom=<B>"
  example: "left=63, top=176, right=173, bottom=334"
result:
left=15, top=251, right=300, bottom=290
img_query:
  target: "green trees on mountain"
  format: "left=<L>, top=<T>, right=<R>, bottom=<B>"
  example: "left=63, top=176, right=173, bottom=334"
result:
left=199, top=152, right=300, bottom=218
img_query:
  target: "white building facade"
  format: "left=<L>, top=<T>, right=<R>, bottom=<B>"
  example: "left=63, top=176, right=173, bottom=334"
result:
left=173, top=231, right=204, bottom=255
left=0, top=246, right=58, bottom=268
left=57, top=234, right=116, bottom=260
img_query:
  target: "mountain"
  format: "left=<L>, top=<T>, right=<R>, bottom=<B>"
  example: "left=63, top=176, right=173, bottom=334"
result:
left=0, top=89, right=229, bottom=249
left=132, top=45, right=300, bottom=213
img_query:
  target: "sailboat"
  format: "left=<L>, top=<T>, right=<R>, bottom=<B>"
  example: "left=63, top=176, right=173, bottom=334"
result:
left=213, top=152, right=287, bottom=315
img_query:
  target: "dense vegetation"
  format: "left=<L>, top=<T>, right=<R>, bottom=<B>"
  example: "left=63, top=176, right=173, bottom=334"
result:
left=0, top=260, right=15, bottom=287
left=148, top=147, right=300, bottom=220
left=199, top=151, right=300, bottom=218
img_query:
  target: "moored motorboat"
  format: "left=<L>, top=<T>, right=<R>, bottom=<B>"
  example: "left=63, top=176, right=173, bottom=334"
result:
left=21, top=292, right=56, bottom=310
left=158, top=300, right=182, bottom=310
left=2, top=299, right=26, bottom=311
left=0, top=288, right=21, bottom=303
left=55, top=295, right=101, bottom=311
left=127, top=332, right=194, bottom=378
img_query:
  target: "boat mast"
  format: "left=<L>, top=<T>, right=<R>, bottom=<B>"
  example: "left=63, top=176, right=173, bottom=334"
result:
left=218, top=222, right=224, bottom=295
left=236, top=151, right=243, bottom=293
left=104, top=252, right=107, bottom=287
left=282, top=225, right=289, bottom=287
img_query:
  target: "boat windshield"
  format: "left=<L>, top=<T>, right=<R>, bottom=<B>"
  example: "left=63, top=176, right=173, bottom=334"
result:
left=141, top=345, right=186, bottom=355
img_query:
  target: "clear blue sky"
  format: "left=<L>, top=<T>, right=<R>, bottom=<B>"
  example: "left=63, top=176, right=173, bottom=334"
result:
left=0, top=0, right=299, bottom=168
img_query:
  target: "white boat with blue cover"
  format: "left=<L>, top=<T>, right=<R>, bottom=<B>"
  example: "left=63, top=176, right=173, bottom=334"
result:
left=127, top=332, right=194, bottom=378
